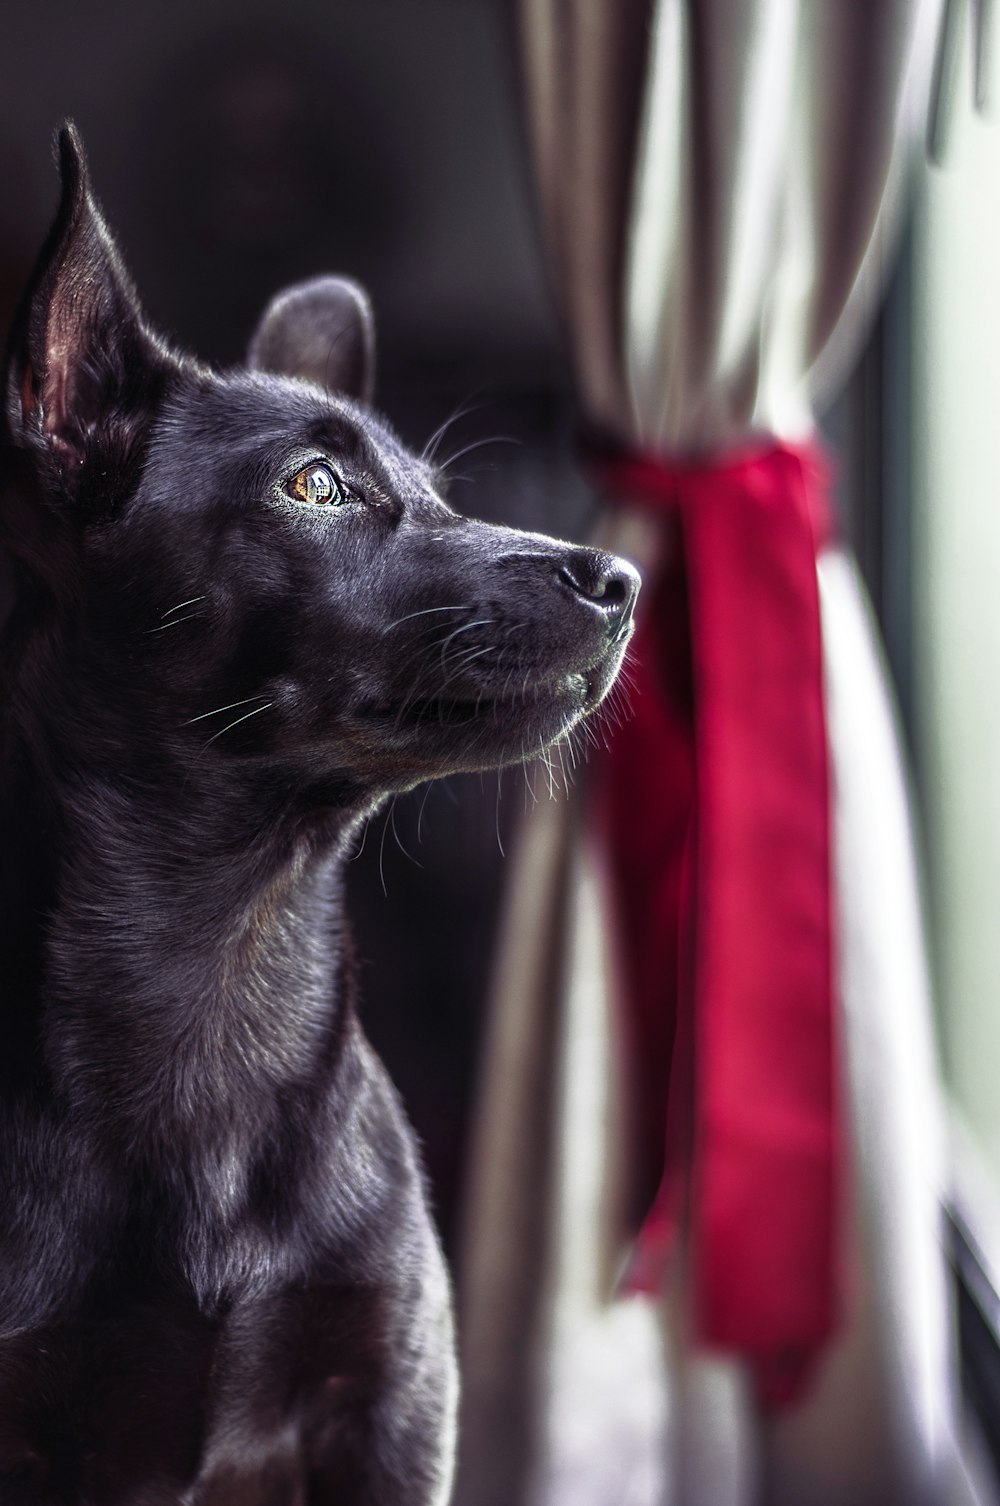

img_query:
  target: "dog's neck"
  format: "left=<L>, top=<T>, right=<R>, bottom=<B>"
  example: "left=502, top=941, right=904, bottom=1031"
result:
left=0, top=719, right=366, bottom=1156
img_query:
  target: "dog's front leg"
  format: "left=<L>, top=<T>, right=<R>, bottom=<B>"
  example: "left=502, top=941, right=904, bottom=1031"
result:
left=306, top=1320, right=459, bottom=1506
left=189, top=1266, right=457, bottom=1506
left=307, top=1395, right=457, bottom=1506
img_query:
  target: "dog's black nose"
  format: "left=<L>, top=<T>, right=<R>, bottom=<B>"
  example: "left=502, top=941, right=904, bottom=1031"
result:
left=557, top=549, right=640, bottom=622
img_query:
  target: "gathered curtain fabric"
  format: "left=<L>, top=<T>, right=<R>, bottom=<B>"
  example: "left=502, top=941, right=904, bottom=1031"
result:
left=456, top=3, right=990, bottom=1505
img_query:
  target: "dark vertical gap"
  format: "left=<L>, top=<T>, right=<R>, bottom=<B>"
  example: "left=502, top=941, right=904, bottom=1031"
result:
left=949, top=1206, right=1000, bottom=1488
left=880, top=215, right=917, bottom=764
left=824, top=218, right=914, bottom=754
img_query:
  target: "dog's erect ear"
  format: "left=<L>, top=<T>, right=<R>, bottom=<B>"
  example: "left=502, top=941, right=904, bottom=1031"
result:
left=247, top=276, right=375, bottom=405
left=3, top=123, right=173, bottom=512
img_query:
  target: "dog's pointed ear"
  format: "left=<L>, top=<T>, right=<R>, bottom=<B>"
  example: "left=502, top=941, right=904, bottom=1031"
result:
left=3, top=122, right=173, bottom=511
left=247, top=276, right=375, bottom=405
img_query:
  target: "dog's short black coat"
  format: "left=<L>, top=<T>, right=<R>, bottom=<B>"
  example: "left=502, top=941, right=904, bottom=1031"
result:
left=0, top=126, right=638, bottom=1505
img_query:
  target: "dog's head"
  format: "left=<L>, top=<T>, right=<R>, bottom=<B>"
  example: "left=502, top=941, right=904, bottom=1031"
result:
left=1, top=125, right=638, bottom=820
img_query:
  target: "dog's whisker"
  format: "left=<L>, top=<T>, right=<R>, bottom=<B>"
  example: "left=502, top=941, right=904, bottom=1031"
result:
left=184, top=695, right=271, bottom=726
left=382, top=604, right=470, bottom=634
left=437, top=645, right=495, bottom=685
left=389, top=800, right=422, bottom=870
left=145, top=612, right=202, bottom=634
left=557, top=740, right=570, bottom=798
left=378, top=800, right=395, bottom=897
left=437, top=619, right=495, bottom=672
left=437, top=617, right=494, bottom=648
left=437, top=640, right=494, bottom=670
left=494, top=771, right=505, bottom=858
left=200, top=701, right=273, bottom=750
left=348, top=814, right=372, bottom=863
left=159, top=594, right=206, bottom=619
left=417, top=783, right=434, bottom=846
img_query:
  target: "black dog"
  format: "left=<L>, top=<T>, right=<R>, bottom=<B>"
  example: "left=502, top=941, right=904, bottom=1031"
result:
left=0, top=126, right=638, bottom=1504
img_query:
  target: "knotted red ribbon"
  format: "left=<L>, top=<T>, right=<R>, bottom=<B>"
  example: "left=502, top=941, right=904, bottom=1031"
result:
left=593, top=438, right=842, bottom=1408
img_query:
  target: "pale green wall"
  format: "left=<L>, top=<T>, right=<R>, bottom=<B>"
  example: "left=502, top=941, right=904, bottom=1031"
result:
left=913, top=35, right=1000, bottom=1187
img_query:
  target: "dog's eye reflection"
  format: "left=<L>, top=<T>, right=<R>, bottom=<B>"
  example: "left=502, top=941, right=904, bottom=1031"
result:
left=286, top=462, right=345, bottom=506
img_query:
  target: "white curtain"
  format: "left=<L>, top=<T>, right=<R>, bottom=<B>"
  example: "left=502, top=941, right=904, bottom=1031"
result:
left=456, top=3, right=994, bottom=1505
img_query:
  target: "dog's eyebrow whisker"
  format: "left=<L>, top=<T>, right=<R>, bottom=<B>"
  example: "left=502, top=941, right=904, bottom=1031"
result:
left=420, top=393, right=488, bottom=464
left=437, top=434, right=522, bottom=475
left=185, top=695, right=272, bottom=726
left=200, top=701, right=274, bottom=750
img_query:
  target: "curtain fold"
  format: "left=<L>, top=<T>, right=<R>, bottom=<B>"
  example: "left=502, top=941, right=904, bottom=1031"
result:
left=457, top=3, right=988, bottom=1504
left=522, top=0, right=928, bottom=451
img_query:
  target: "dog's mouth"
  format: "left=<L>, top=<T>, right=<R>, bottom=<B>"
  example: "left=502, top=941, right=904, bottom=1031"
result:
left=358, top=631, right=629, bottom=751
left=388, top=670, right=590, bottom=732
left=291, top=617, right=636, bottom=791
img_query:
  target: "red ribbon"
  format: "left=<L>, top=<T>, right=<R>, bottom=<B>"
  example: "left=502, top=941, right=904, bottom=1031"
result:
left=593, top=438, right=841, bottom=1408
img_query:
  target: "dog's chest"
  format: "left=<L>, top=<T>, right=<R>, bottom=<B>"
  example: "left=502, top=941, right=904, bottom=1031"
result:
left=0, top=1280, right=385, bottom=1502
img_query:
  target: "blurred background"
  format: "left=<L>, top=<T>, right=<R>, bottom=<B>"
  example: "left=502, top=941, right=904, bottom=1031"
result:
left=4, top=0, right=1000, bottom=1498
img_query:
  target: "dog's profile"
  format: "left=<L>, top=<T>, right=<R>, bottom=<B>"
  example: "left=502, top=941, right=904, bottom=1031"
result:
left=0, top=125, right=638, bottom=1504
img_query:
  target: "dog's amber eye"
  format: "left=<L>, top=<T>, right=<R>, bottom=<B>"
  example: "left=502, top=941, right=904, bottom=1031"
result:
left=286, top=463, right=346, bottom=506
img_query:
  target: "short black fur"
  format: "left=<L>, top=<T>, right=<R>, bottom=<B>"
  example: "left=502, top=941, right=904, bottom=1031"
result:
left=0, top=125, right=639, bottom=1504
